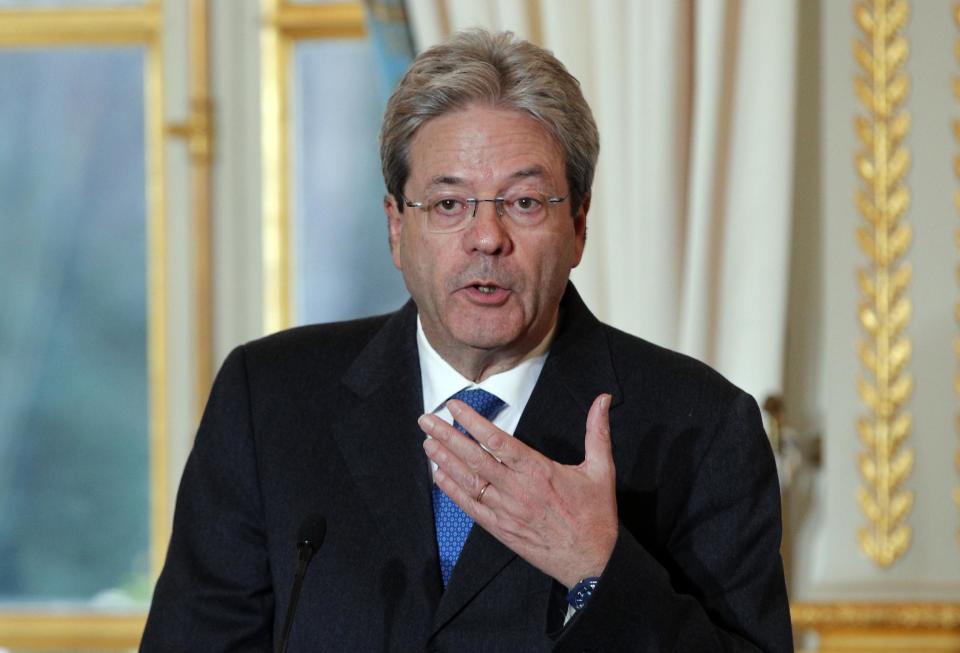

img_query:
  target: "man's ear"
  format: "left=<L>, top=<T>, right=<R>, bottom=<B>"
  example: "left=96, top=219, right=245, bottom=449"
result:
left=385, top=194, right=404, bottom=270
left=571, top=192, right=590, bottom=268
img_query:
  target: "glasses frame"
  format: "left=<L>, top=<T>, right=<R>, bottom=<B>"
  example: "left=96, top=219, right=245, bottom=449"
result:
left=403, top=191, right=569, bottom=234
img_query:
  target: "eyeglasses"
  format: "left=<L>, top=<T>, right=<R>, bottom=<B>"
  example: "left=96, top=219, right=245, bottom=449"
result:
left=404, top=190, right=568, bottom=234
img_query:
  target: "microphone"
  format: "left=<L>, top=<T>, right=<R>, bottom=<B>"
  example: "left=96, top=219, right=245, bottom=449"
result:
left=276, top=514, right=327, bottom=653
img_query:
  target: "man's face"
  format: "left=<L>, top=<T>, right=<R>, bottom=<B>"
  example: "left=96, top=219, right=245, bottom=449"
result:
left=386, top=104, right=587, bottom=375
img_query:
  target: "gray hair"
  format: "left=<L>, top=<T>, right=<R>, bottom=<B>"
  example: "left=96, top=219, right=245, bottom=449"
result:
left=379, top=29, right=599, bottom=215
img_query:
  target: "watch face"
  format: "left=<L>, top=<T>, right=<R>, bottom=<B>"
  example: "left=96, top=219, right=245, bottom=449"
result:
left=568, top=577, right=599, bottom=610
left=572, top=590, right=588, bottom=610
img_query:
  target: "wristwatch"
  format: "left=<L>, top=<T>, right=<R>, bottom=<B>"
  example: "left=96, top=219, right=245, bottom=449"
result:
left=566, top=576, right=600, bottom=610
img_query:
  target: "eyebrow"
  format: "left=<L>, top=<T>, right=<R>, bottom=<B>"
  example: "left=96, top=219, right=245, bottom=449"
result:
left=426, top=166, right=549, bottom=190
left=428, top=175, right=464, bottom=186
left=509, top=166, right=547, bottom=181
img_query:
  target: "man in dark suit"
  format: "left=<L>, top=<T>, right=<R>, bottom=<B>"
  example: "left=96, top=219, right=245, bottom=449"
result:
left=141, top=29, right=792, bottom=652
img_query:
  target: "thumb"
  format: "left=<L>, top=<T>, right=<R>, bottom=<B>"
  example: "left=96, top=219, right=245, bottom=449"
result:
left=584, top=393, right=614, bottom=473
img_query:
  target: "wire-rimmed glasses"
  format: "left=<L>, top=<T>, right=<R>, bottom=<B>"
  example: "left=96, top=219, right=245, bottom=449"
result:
left=404, top=190, right=568, bottom=234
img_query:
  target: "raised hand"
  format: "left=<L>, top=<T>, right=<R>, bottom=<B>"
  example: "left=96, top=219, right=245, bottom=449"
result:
left=419, top=393, right=618, bottom=588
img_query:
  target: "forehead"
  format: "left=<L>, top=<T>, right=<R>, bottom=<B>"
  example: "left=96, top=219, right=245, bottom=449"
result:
left=406, top=105, right=566, bottom=192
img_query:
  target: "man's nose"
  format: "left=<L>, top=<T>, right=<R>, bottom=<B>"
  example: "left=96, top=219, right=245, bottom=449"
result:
left=465, top=200, right=512, bottom=255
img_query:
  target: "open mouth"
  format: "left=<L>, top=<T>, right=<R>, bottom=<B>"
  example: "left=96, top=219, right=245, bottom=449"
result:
left=464, top=282, right=510, bottom=303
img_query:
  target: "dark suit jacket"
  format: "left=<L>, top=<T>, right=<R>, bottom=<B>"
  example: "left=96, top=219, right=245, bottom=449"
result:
left=141, top=284, right=793, bottom=652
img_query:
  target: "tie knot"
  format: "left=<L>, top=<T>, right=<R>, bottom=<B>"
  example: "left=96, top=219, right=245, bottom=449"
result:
left=448, top=388, right=505, bottom=421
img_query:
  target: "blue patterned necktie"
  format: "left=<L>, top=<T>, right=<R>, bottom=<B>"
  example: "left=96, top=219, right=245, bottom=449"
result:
left=432, top=388, right=505, bottom=586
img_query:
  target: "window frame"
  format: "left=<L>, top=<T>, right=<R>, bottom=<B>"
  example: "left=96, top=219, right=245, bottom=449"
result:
left=0, top=3, right=167, bottom=648
left=260, top=0, right=365, bottom=333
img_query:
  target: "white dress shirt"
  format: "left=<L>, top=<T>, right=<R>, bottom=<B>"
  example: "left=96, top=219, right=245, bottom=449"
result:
left=416, top=316, right=550, bottom=474
left=416, top=317, right=581, bottom=619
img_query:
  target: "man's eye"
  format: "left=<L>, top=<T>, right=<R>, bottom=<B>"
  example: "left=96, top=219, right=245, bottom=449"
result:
left=433, top=198, right=466, bottom=214
left=512, top=196, right=543, bottom=212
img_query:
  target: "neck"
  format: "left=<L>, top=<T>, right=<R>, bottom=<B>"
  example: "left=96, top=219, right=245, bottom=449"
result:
left=424, top=319, right=557, bottom=383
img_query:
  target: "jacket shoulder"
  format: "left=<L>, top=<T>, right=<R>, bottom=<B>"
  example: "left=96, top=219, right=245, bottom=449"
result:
left=600, top=323, right=745, bottom=411
left=235, top=312, right=396, bottom=384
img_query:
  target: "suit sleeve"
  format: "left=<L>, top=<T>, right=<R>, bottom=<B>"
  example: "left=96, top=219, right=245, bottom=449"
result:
left=553, top=392, right=793, bottom=652
left=140, top=347, right=275, bottom=652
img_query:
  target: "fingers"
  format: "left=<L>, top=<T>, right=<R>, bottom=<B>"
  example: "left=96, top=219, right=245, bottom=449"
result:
left=445, top=399, right=539, bottom=472
left=422, top=436, right=492, bottom=505
left=584, top=394, right=614, bottom=476
left=419, top=414, right=509, bottom=486
left=433, top=465, right=497, bottom=522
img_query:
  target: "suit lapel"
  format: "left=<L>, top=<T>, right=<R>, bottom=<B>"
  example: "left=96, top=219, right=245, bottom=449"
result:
left=431, top=284, right=624, bottom=634
left=514, top=284, right=624, bottom=463
left=330, top=301, right=444, bottom=609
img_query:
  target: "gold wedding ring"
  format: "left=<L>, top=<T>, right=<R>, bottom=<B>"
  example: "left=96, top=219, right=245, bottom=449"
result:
left=476, top=481, right=491, bottom=504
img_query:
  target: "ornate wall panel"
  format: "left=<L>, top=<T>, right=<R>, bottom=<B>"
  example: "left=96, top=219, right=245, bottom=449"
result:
left=787, top=0, right=960, bottom=646
left=852, top=0, right=914, bottom=568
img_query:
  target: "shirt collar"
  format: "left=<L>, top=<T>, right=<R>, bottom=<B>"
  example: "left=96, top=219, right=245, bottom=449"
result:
left=417, top=317, right=553, bottom=415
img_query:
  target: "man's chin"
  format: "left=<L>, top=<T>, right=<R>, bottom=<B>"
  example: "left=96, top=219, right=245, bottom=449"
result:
left=452, top=330, right=518, bottom=352
left=446, top=318, right=524, bottom=353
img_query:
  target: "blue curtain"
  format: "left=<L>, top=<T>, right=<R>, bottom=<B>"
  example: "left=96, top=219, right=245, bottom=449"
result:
left=363, top=0, right=417, bottom=105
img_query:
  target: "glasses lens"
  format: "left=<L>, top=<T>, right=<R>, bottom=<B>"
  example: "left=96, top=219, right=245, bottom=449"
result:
left=503, top=191, right=550, bottom=226
left=425, top=195, right=470, bottom=232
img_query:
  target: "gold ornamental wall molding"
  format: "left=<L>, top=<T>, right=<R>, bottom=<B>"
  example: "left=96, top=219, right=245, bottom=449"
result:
left=791, top=602, right=960, bottom=653
left=852, top=0, right=914, bottom=568
left=791, top=602, right=960, bottom=629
